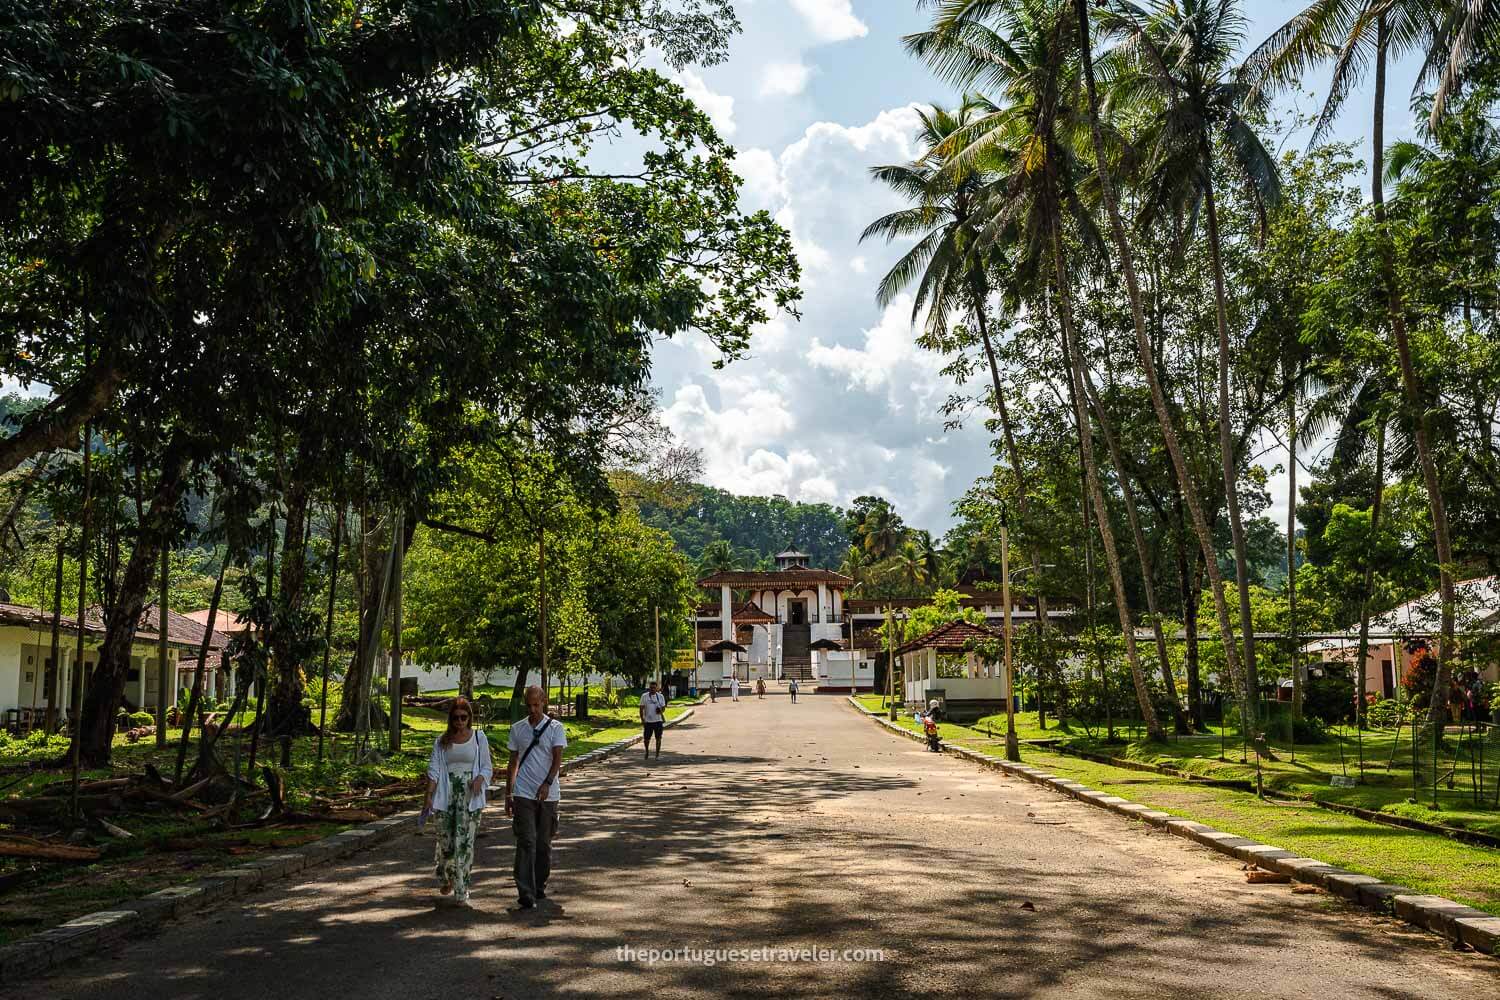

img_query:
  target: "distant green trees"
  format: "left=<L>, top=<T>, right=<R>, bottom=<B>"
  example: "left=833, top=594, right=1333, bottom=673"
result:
left=638, top=485, right=850, bottom=573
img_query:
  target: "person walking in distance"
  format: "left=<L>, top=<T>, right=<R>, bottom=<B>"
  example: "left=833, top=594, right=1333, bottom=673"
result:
left=756, top=676, right=766, bottom=699
left=789, top=677, right=799, bottom=704
left=730, top=675, right=740, bottom=702
left=639, top=679, right=667, bottom=760
left=420, top=697, right=493, bottom=907
left=505, top=685, right=566, bottom=910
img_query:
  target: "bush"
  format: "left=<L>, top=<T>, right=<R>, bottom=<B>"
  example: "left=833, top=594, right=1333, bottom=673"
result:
left=1291, top=716, right=1329, bottom=743
left=128, top=710, right=154, bottom=727
left=589, top=676, right=622, bottom=710
left=1304, top=672, right=1355, bottom=726
left=1366, top=695, right=1406, bottom=729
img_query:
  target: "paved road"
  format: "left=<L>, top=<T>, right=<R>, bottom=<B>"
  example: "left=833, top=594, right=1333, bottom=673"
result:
left=13, top=693, right=1500, bottom=999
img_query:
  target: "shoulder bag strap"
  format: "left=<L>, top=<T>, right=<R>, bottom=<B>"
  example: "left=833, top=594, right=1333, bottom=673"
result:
left=516, top=716, right=553, bottom=772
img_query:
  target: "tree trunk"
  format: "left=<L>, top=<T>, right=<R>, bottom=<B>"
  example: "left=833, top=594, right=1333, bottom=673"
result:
left=156, top=543, right=169, bottom=747
left=174, top=562, right=225, bottom=785
left=974, top=300, right=1054, bottom=727
left=1353, top=419, right=1386, bottom=728
left=460, top=660, right=475, bottom=701
left=1367, top=20, right=1457, bottom=724
left=1082, top=361, right=1190, bottom=733
left=1200, top=141, right=1260, bottom=721
left=1070, top=0, right=1255, bottom=733
left=268, top=480, right=315, bottom=740
left=71, top=453, right=189, bottom=766
left=1052, top=227, right=1165, bottom=741
left=1182, top=537, right=1204, bottom=729
left=336, top=514, right=397, bottom=733
left=1287, top=386, right=1302, bottom=722
left=46, top=529, right=65, bottom=732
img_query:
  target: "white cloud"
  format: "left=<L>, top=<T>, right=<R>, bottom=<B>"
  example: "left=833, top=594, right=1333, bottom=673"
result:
left=650, top=103, right=987, bottom=531
left=788, top=0, right=869, bottom=43
left=672, top=68, right=736, bottom=138
left=759, top=61, right=814, bottom=98
left=805, top=295, right=948, bottom=412
left=733, top=147, right=785, bottom=210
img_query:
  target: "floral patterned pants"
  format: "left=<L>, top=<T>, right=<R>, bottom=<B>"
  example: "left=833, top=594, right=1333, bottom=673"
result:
left=434, top=771, right=482, bottom=900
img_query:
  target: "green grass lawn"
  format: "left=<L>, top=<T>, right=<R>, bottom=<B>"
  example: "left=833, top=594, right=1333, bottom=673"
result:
left=1059, top=725, right=1500, bottom=839
left=852, top=694, right=1054, bottom=743
left=850, top=696, right=1500, bottom=916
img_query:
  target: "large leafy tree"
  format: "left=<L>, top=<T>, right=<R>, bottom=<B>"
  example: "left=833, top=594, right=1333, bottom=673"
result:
left=1104, top=0, right=1283, bottom=720
left=3, top=0, right=801, bottom=763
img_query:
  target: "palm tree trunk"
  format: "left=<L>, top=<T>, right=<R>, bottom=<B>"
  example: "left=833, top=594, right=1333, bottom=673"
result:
left=1081, top=360, right=1190, bottom=733
left=1288, top=386, right=1302, bottom=722
left=1070, top=0, right=1255, bottom=732
left=1052, top=227, right=1165, bottom=741
left=1200, top=138, right=1260, bottom=710
left=974, top=302, right=1054, bottom=724
left=1369, top=17, right=1457, bottom=724
left=1353, top=418, right=1386, bottom=728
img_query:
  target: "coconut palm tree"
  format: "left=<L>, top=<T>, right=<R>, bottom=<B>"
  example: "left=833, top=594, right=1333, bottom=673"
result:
left=697, top=539, right=736, bottom=576
left=878, top=538, right=934, bottom=592
left=838, top=544, right=870, bottom=593
left=862, top=99, right=1048, bottom=622
left=911, top=529, right=944, bottom=582
left=858, top=505, right=905, bottom=561
left=1243, top=0, right=1461, bottom=723
left=908, top=0, right=1166, bottom=739
left=1102, top=0, right=1282, bottom=721
left=1065, top=0, right=1256, bottom=733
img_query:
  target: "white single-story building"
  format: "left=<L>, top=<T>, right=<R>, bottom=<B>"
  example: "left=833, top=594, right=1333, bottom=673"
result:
left=0, top=601, right=221, bottom=732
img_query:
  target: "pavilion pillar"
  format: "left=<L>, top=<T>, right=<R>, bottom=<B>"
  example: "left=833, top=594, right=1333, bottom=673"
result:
left=720, top=585, right=733, bottom=642
left=817, top=583, right=828, bottom=623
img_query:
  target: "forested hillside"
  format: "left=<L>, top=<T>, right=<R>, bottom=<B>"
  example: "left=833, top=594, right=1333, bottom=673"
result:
left=637, top=485, right=849, bottom=572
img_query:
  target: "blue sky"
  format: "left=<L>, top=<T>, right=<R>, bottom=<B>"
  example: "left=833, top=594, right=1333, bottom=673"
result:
left=648, top=0, right=1428, bottom=537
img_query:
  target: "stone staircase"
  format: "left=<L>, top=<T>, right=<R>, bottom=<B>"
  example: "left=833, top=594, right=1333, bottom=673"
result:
left=781, top=624, right=813, bottom=681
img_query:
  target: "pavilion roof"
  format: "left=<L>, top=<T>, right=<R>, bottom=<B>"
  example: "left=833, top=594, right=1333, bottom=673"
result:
left=697, top=567, right=853, bottom=589
left=896, top=619, right=1001, bottom=656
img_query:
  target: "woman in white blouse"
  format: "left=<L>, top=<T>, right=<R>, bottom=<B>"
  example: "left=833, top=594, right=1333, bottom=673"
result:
left=420, top=697, right=493, bottom=905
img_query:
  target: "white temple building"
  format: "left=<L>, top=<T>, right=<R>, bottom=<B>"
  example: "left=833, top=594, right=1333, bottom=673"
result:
left=694, top=551, right=1063, bottom=693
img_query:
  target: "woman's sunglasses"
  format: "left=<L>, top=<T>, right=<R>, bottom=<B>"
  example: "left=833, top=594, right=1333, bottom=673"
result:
left=451, top=713, right=469, bottom=722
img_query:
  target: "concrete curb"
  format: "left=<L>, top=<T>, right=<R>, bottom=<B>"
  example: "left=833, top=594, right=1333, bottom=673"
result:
left=0, top=706, right=697, bottom=986
left=847, top=697, right=1500, bottom=958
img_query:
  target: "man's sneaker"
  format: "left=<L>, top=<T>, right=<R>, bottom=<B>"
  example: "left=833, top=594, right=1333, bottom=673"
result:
left=518, top=897, right=536, bottom=910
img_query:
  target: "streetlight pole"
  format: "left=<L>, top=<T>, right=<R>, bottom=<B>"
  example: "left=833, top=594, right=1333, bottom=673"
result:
left=1001, top=522, right=1019, bottom=761
left=886, top=606, right=898, bottom=721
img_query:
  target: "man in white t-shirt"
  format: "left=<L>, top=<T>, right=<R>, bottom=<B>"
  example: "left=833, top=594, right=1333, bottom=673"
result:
left=639, top=680, right=667, bottom=760
left=505, top=685, right=567, bottom=910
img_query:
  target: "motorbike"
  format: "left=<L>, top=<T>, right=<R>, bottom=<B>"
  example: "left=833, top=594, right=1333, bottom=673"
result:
left=921, top=712, right=943, bottom=753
